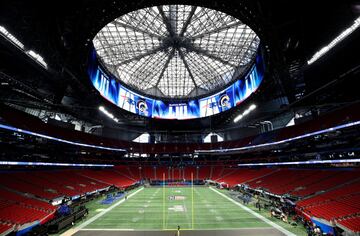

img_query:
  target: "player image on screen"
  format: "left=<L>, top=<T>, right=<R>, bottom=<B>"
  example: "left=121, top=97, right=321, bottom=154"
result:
left=137, top=100, right=148, bottom=117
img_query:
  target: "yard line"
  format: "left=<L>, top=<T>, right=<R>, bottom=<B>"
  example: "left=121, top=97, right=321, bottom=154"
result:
left=61, top=187, right=144, bottom=236
left=209, top=187, right=296, bottom=236
left=182, top=188, right=192, bottom=229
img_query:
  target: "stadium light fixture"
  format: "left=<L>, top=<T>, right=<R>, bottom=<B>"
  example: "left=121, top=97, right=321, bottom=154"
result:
left=249, top=104, right=257, bottom=111
left=99, top=106, right=119, bottom=123
left=237, top=158, right=360, bottom=167
left=0, top=161, right=114, bottom=167
left=27, top=50, right=48, bottom=69
left=0, top=123, right=126, bottom=152
left=0, top=25, right=25, bottom=49
left=195, top=120, right=360, bottom=154
left=307, top=16, right=360, bottom=65
left=0, top=25, right=48, bottom=69
left=234, top=104, right=256, bottom=123
left=234, top=114, right=243, bottom=123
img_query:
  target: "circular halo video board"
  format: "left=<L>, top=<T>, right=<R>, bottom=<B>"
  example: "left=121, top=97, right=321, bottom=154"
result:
left=88, top=48, right=265, bottom=120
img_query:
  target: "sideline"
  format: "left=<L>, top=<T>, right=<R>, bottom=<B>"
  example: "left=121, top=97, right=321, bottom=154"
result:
left=209, top=187, right=296, bottom=236
left=60, top=187, right=144, bottom=236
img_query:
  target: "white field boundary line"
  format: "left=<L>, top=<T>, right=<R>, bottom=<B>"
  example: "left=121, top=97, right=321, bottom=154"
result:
left=61, top=187, right=144, bottom=236
left=80, top=229, right=135, bottom=231
left=209, top=187, right=296, bottom=236
left=79, top=227, right=276, bottom=231
left=78, top=187, right=144, bottom=229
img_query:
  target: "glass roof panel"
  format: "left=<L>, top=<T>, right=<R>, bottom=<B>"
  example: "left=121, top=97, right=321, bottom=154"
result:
left=93, top=5, right=260, bottom=99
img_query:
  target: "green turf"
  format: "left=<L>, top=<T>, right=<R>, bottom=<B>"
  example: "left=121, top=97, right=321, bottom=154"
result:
left=50, top=189, right=140, bottom=236
left=83, top=186, right=273, bottom=230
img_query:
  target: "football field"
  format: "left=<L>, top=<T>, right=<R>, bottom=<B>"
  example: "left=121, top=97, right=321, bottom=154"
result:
left=73, top=186, right=298, bottom=235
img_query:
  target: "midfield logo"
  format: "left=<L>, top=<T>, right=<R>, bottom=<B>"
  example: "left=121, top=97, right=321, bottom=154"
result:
left=169, top=195, right=186, bottom=200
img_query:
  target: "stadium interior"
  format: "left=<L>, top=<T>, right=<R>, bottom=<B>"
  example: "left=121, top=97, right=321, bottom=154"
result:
left=0, top=1, right=360, bottom=236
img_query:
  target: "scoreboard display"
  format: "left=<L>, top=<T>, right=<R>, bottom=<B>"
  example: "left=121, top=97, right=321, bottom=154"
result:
left=88, top=49, right=265, bottom=120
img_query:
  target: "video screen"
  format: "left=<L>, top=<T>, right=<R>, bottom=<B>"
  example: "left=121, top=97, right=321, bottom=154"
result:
left=88, top=49, right=265, bottom=120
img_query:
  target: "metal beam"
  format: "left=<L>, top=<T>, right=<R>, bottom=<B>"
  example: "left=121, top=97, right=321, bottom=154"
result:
left=190, top=21, right=244, bottom=39
left=179, top=6, right=197, bottom=37
left=178, top=51, right=212, bottom=90
left=177, top=48, right=198, bottom=87
left=157, top=6, right=176, bottom=37
left=155, top=48, right=175, bottom=87
left=96, top=29, right=120, bottom=66
left=115, top=45, right=169, bottom=67
left=186, top=44, right=238, bottom=68
left=135, top=50, right=171, bottom=89
left=113, top=20, right=164, bottom=40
